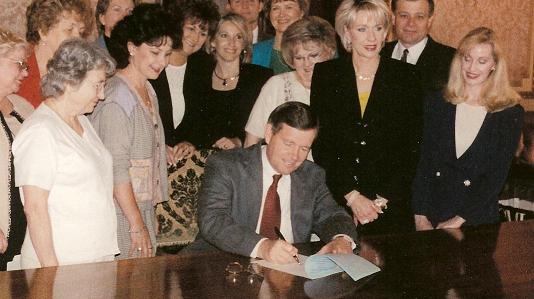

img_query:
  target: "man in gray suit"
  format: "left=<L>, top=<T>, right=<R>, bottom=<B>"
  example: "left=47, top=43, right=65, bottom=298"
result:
left=196, top=102, right=358, bottom=264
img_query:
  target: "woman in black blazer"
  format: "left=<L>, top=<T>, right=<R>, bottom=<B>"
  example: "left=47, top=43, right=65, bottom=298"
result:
left=412, top=27, right=524, bottom=230
left=150, top=0, right=220, bottom=164
left=310, top=0, right=423, bottom=235
left=182, top=13, right=272, bottom=150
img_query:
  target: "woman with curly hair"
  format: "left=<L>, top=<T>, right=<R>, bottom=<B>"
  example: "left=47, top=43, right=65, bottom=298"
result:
left=13, top=39, right=117, bottom=269
left=18, top=0, right=93, bottom=107
left=91, top=4, right=175, bottom=259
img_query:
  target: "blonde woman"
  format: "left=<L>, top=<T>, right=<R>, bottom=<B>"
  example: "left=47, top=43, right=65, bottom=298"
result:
left=412, top=27, right=524, bottom=230
left=0, top=28, right=33, bottom=271
left=310, top=0, right=423, bottom=235
left=182, top=13, right=272, bottom=150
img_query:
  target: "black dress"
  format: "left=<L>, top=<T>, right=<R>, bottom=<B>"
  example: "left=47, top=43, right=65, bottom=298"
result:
left=182, top=63, right=273, bottom=149
left=0, top=111, right=26, bottom=271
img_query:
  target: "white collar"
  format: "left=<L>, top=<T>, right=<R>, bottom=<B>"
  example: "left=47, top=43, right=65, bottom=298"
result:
left=261, top=145, right=281, bottom=178
left=394, top=36, right=429, bottom=65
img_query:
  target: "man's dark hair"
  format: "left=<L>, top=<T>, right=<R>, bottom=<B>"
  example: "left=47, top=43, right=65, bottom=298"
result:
left=268, top=101, right=318, bottom=134
left=391, top=0, right=434, bottom=16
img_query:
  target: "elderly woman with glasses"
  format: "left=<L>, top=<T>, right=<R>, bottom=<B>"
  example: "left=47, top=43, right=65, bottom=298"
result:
left=18, top=0, right=93, bottom=108
left=13, top=39, right=118, bottom=269
left=244, top=16, right=336, bottom=147
left=0, top=28, right=34, bottom=271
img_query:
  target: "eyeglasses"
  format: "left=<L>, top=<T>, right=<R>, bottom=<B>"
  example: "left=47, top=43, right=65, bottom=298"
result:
left=225, top=262, right=263, bottom=285
left=7, top=58, right=29, bottom=72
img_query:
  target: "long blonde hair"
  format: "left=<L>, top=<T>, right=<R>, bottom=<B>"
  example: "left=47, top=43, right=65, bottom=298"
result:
left=445, top=27, right=521, bottom=112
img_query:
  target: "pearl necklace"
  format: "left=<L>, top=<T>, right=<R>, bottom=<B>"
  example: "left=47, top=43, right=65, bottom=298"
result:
left=356, top=73, right=375, bottom=81
left=213, top=69, right=240, bottom=86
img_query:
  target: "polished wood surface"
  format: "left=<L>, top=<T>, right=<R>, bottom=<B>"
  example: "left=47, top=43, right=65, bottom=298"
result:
left=1, top=220, right=533, bottom=298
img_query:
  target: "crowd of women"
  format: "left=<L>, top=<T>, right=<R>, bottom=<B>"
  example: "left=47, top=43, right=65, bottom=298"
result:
left=0, top=0, right=524, bottom=270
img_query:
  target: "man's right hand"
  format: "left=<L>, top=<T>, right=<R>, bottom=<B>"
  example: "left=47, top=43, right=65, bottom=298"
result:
left=258, top=239, right=299, bottom=264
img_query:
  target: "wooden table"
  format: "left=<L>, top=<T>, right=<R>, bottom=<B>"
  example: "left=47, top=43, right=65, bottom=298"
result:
left=1, top=220, right=533, bottom=298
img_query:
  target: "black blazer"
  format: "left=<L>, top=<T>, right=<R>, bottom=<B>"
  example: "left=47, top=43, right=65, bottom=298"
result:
left=382, top=36, right=456, bottom=92
left=182, top=63, right=273, bottom=149
left=149, top=51, right=212, bottom=147
left=412, top=92, right=524, bottom=226
left=310, top=55, right=423, bottom=235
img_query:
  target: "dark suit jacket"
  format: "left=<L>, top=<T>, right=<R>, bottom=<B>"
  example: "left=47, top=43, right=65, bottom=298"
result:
left=382, top=36, right=456, bottom=92
left=181, top=63, right=272, bottom=149
left=412, top=92, right=524, bottom=226
left=149, top=51, right=212, bottom=146
left=194, top=144, right=358, bottom=256
left=310, top=55, right=423, bottom=235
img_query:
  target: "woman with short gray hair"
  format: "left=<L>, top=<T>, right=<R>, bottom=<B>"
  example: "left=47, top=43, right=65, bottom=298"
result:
left=12, top=38, right=119, bottom=269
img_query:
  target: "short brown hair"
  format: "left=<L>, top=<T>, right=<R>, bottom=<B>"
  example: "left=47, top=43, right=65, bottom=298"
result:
left=281, top=16, right=336, bottom=67
left=268, top=101, right=318, bottom=134
left=263, top=0, right=309, bottom=19
left=26, top=0, right=93, bottom=44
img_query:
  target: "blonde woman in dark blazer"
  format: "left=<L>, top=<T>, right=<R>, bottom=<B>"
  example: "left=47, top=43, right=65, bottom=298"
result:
left=310, top=0, right=423, bottom=235
left=412, top=27, right=523, bottom=230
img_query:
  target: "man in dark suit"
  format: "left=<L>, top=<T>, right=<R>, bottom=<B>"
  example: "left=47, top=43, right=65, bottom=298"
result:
left=194, top=102, right=358, bottom=264
left=381, top=0, right=455, bottom=92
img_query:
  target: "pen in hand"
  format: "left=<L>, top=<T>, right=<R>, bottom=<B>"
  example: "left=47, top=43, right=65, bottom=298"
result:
left=274, top=226, right=301, bottom=264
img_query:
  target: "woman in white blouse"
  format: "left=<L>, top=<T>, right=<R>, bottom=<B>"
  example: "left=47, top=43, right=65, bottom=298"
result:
left=244, top=16, right=336, bottom=147
left=13, top=39, right=118, bottom=269
left=412, top=27, right=524, bottom=230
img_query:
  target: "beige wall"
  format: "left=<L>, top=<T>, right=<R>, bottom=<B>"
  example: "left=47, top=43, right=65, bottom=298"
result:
left=0, top=0, right=32, bottom=38
left=427, top=0, right=534, bottom=94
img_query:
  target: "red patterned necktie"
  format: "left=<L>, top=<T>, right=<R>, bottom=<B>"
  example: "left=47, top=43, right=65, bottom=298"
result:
left=259, top=174, right=283, bottom=239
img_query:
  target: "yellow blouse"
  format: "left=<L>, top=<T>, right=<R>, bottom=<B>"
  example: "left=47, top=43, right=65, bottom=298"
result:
left=358, top=91, right=370, bottom=117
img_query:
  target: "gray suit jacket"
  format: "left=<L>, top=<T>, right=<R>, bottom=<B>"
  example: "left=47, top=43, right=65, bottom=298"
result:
left=194, top=144, right=358, bottom=256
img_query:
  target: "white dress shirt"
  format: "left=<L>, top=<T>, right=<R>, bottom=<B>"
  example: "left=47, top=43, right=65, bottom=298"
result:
left=250, top=146, right=293, bottom=257
left=392, top=36, right=429, bottom=65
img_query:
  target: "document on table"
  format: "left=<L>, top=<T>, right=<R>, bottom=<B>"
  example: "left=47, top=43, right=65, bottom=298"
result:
left=252, top=253, right=380, bottom=281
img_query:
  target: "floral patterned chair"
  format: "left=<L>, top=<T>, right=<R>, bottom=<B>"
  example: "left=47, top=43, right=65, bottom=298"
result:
left=155, top=149, right=214, bottom=248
